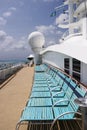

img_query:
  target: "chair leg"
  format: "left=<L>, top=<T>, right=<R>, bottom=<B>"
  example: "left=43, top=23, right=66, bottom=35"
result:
left=27, top=121, right=32, bottom=130
left=15, top=122, right=21, bottom=130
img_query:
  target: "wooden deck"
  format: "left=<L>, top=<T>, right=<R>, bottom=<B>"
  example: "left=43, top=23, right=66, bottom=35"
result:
left=0, top=66, right=34, bottom=130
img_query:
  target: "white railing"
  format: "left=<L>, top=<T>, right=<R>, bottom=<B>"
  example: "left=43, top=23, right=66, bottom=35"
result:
left=61, top=28, right=82, bottom=41
left=0, top=64, right=23, bottom=83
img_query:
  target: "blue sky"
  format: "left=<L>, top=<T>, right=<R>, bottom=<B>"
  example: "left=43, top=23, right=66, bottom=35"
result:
left=0, top=0, right=68, bottom=60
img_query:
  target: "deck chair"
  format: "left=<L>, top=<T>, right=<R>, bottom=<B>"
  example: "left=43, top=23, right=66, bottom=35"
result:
left=16, top=106, right=54, bottom=130
left=50, top=94, right=82, bottom=130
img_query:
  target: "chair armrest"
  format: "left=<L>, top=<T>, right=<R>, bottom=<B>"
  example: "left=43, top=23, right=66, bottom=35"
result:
left=53, top=99, right=69, bottom=107
left=50, top=111, right=82, bottom=130
left=50, top=86, right=62, bottom=92
left=52, top=90, right=64, bottom=97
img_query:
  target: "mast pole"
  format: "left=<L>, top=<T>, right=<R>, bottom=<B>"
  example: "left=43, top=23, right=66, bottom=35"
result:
left=83, top=0, right=87, bottom=39
left=68, top=0, right=74, bottom=34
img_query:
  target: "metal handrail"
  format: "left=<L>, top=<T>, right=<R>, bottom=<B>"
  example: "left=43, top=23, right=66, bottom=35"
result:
left=61, top=29, right=82, bottom=41
left=50, top=111, right=82, bottom=130
left=52, top=90, right=64, bottom=97
left=50, top=86, right=62, bottom=92
left=52, top=99, right=69, bottom=107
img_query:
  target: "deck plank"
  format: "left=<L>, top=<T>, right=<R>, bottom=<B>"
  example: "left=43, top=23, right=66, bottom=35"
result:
left=0, top=66, right=34, bottom=130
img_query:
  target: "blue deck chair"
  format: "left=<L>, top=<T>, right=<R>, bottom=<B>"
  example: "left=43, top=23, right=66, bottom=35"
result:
left=45, top=69, right=56, bottom=81
left=35, top=65, right=46, bottom=72
left=53, top=94, right=81, bottom=119
left=75, top=85, right=87, bottom=97
left=69, top=79, right=77, bottom=90
left=33, top=83, right=48, bottom=87
left=50, top=94, right=82, bottom=130
left=51, top=81, right=70, bottom=98
left=32, top=86, right=49, bottom=92
left=34, top=74, right=46, bottom=80
left=51, top=78, right=72, bottom=99
left=34, top=73, right=45, bottom=79
left=34, top=80, right=48, bottom=84
left=26, top=97, right=52, bottom=107
left=49, top=76, right=69, bottom=92
left=48, top=75, right=64, bottom=91
left=48, top=71, right=68, bottom=91
left=52, top=87, right=73, bottom=105
left=34, top=73, right=46, bottom=78
left=30, top=91, right=51, bottom=98
left=16, top=106, right=54, bottom=130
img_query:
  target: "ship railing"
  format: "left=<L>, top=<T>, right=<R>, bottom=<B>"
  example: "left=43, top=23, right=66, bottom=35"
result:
left=60, top=29, right=82, bottom=42
left=0, top=64, right=23, bottom=84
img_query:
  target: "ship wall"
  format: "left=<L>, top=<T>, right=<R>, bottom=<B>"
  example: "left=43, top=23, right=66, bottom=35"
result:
left=81, top=62, right=87, bottom=85
left=34, top=54, right=42, bottom=65
left=42, top=51, right=69, bottom=70
left=42, top=51, right=87, bottom=86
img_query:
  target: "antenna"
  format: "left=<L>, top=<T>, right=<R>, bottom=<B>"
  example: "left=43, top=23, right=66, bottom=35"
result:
left=84, top=0, right=87, bottom=39
left=84, top=0, right=87, bottom=17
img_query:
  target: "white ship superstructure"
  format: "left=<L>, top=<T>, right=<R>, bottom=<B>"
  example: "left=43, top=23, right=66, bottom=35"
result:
left=38, top=0, right=87, bottom=86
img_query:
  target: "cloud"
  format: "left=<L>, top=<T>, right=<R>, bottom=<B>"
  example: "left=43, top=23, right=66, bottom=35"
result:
left=11, top=36, right=28, bottom=50
left=55, top=13, right=69, bottom=25
left=0, top=32, right=15, bottom=50
left=43, top=0, right=54, bottom=2
left=32, top=0, right=55, bottom=2
left=19, top=1, right=24, bottom=7
left=3, top=11, right=12, bottom=18
left=35, top=24, right=63, bottom=46
left=0, top=30, right=31, bottom=59
left=3, top=7, right=16, bottom=18
left=36, top=25, right=56, bottom=35
left=4, top=36, right=14, bottom=45
left=47, top=40, right=56, bottom=45
left=0, top=30, right=7, bottom=41
left=0, top=30, right=28, bottom=51
left=9, top=7, right=16, bottom=11
left=0, top=17, right=7, bottom=25
left=0, top=7, right=17, bottom=27
left=35, top=24, right=63, bottom=36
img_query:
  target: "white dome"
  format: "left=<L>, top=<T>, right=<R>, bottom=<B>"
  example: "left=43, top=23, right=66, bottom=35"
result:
left=28, top=31, right=45, bottom=48
left=28, top=54, right=34, bottom=58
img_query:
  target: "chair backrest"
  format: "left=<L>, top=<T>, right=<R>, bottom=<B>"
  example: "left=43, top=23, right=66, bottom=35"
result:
left=65, top=76, right=71, bottom=84
left=75, top=85, right=87, bottom=97
left=70, top=94, right=79, bottom=111
left=66, top=87, right=73, bottom=99
left=62, top=82, right=69, bottom=91
left=58, top=78, right=64, bottom=86
left=69, top=80, right=77, bottom=90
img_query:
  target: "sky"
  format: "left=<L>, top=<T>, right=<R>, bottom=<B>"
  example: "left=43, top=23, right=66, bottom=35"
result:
left=0, top=0, right=68, bottom=61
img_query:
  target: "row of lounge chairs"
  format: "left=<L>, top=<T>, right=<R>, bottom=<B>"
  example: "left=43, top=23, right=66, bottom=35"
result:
left=16, top=64, right=87, bottom=130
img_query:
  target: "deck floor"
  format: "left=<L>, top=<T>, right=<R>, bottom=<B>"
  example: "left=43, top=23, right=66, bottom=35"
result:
left=0, top=66, right=34, bottom=130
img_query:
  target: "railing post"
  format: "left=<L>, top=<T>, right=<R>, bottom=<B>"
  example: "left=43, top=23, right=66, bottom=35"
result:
left=74, top=98, right=87, bottom=130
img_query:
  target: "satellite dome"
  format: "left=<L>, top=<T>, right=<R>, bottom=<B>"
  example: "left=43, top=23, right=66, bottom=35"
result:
left=27, top=54, right=34, bottom=60
left=28, top=31, right=45, bottom=48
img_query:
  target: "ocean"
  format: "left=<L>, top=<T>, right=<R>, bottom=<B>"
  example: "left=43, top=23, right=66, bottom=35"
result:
left=0, top=59, right=27, bottom=84
left=0, top=59, right=26, bottom=70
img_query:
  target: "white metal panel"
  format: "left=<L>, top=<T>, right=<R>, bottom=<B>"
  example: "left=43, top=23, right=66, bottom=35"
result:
left=81, top=62, right=87, bottom=85
left=42, top=51, right=70, bottom=70
left=41, top=35, right=87, bottom=64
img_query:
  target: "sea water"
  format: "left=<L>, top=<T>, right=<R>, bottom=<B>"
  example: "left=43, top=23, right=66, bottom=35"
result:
left=0, top=60, right=26, bottom=83
left=0, top=60, right=26, bottom=70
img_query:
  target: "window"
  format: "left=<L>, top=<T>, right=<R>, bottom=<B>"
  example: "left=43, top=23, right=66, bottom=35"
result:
left=64, top=58, right=69, bottom=69
left=72, top=58, right=81, bottom=81
left=65, top=69, right=70, bottom=74
left=64, top=58, right=70, bottom=74
left=73, top=58, right=81, bottom=73
left=72, top=72, right=80, bottom=81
